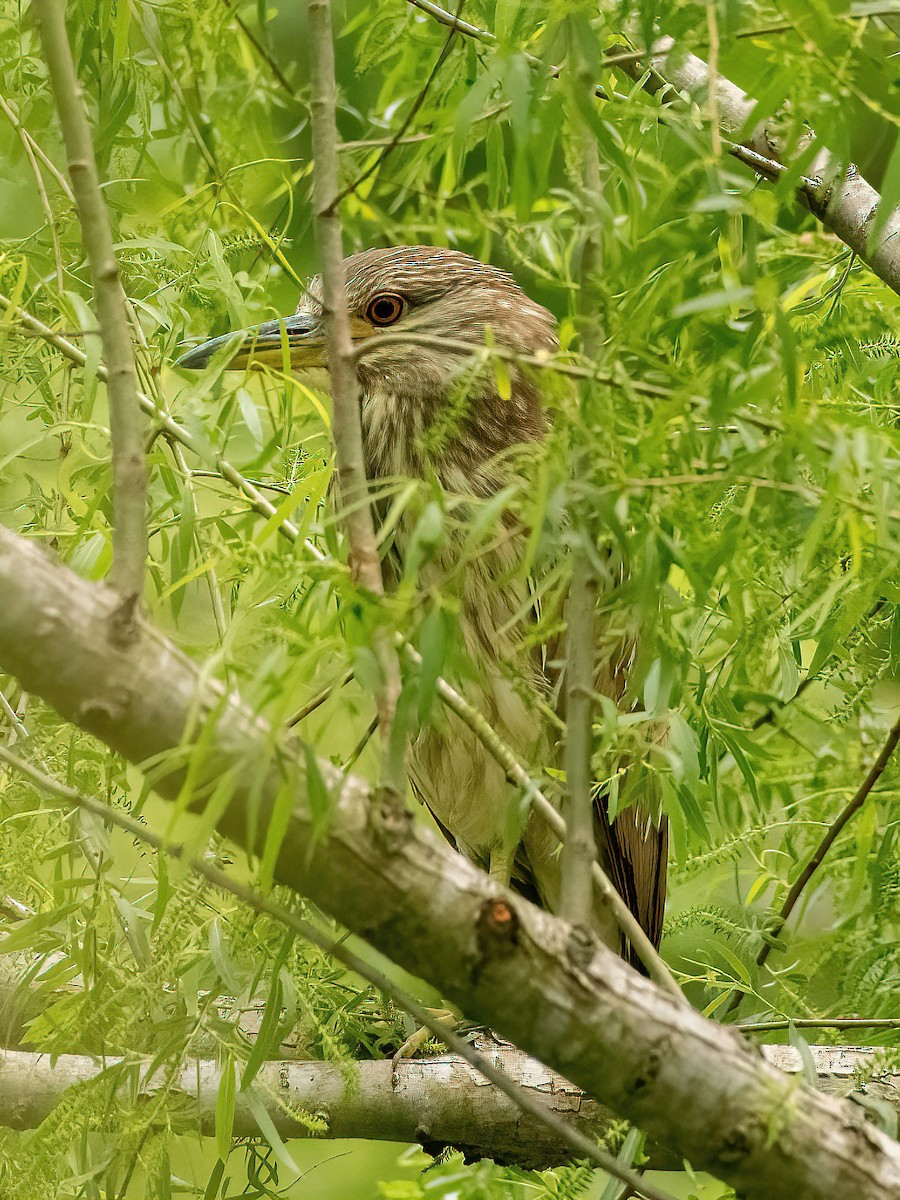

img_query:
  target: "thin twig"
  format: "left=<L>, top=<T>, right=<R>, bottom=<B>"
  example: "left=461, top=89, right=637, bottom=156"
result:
left=0, top=746, right=678, bottom=1200
left=307, top=0, right=401, bottom=791
left=34, top=0, right=148, bottom=607
left=757, top=715, right=900, bottom=970
left=287, top=668, right=355, bottom=727
left=188, top=470, right=294, bottom=497
left=0, top=98, right=66, bottom=290
left=705, top=1, right=721, bottom=160
left=353, top=330, right=674, bottom=396
left=559, top=100, right=603, bottom=928
left=331, top=0, right=463, bottom=208
left=220, top=0, right=297, bottom=98
left=0, top=92, right=76, bottom=202
left=408, top=1, right=900, bottom=298
left=404, top=0, right=623, bottom=100
left=0, top=689, right=28, bottom=744
left=739, top=1017, right=900, bottom=1034
left=0, top=292, right=317, bottom=558
left=560, top=551, right=598, bottom=926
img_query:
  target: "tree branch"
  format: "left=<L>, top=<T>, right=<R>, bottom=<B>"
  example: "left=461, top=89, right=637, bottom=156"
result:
left=560, top=550, right=598, bottom=926
left=405, top=0, right=900, bottom=298
left=33, top=0, right=148, bottom=607
left=1, top=527, right=899, bottom=1198
left=1, top=1041, right=896, bottom=1171
left=0, top=292, right=319, bottom=560
left=615, top=37, right=900, bottom=298
left=756, top=715, right=900, bottom=970
left=307, top=0, right=400, bottom=786
left=0, top=1045, right=626, bottom=1170
left=307, top=0, right=381, bottom=590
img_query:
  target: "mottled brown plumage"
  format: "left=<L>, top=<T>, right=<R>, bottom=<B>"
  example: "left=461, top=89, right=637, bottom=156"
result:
left=178, top=245, right=667, bottom=963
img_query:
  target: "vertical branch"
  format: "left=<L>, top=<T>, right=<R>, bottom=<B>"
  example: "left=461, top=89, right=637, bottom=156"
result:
left=559, top=36, right=603, bottom=927
left=306, top=0, right=401, bottom=787
left=560, top=551, right=598, bottom=925
left=34, top=0, right=147, bottom=611
left=705, top=2, right=722, bottom=160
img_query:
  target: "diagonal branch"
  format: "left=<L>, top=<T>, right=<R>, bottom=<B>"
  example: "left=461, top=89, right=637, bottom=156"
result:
left=405, top=0, right=900, bottom=298
left=756, top=715, right=900, bottom=970
left=616, top=37, right=900, bottom=298
left=1, top=525, right=900, bottom=1198
left=33, top=0, right=148, bottom=608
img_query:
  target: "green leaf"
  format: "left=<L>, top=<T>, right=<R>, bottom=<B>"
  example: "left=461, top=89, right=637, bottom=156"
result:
left=215, top=1059, right=236, bottom=1164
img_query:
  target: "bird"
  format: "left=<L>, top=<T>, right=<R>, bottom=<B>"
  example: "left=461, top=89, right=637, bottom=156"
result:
left=177, top=245, right=667, bottom=963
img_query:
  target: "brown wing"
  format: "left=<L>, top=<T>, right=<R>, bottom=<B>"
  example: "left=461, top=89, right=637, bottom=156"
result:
left=595, top=792, right=668, bottom=969
left=593, top=629, right=669, bottom=968
left=579, top=623, right=669, bottom=969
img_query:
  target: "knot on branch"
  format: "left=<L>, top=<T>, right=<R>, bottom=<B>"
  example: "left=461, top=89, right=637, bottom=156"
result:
left=77, top=690, right=130, bottom=733
left=714, top=1112, right=766, bottom=1167
left=623, top=1043, right=664, bottom=1101
left=565, top=923, right=597, bottom=970
left=476, top=897, right=520, bottom=962
left=108, top=591, right=140, bottom=647
left=368, top=785, right=413, bottom=855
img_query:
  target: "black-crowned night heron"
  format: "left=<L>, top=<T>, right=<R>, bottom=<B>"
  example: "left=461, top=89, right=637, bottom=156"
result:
left=178, top=245, right=667, bottom=961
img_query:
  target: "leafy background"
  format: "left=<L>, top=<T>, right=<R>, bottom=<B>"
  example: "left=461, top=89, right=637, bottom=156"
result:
left=0, top=0, right=898, bottom=1196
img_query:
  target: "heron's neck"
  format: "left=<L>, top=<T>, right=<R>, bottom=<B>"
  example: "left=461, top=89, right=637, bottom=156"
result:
left=360, top=376, right=545, bottom=491
left=361, top=376, right=545, bottom=666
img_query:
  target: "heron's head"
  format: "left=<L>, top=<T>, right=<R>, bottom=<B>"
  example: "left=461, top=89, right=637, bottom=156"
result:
left=176, top=245, right=556, bottom=398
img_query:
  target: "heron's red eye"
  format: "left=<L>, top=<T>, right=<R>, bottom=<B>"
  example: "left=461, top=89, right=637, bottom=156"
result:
left=365, top=294, right=405, bottom=326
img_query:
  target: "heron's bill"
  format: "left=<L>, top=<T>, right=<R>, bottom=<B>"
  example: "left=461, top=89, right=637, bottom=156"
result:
left=175, top=313, right=373, bottom=371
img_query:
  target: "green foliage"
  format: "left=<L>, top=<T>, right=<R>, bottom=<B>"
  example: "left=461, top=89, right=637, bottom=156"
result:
left=1, top=0, right=899, bottom=1196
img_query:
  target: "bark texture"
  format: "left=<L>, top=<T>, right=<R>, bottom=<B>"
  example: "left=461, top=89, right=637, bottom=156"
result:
left=0, top=1039, right=896, bottom=1172
left=622, top=38, right=900, bottom=297
left=1, top=525, right=900, bottom=1199
left=34, top=0, right=148, bottom=602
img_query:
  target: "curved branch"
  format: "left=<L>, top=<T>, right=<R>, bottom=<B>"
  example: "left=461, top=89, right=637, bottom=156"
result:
left=617, top=38, right=900, bottom=297
left=1, top=526, right=900, bottom=1198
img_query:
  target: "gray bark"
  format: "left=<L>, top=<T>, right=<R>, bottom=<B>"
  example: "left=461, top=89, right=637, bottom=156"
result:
left=0, top=1039, right=896, bottom=1172
left=1, top=524, right=900, bottom=1199
left=622, top=38, right=900, bottom=297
